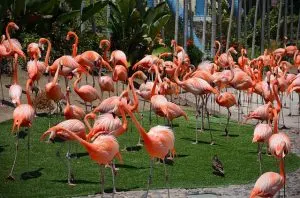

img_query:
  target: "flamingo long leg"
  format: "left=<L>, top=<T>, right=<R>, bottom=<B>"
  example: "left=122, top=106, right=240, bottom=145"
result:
left=204, top=95, right=213, bottom=144
left=193, top=95, right=199, bottom=144
left=66, top=141, right=75, bottom=185
left=143, top=159, right=154, bottom=198
left=99, top=165, right=105, bottom=198
left=163, top=159, right=170, bottom=198
left=225, top=109, right=231, bottom=137
left=7, top=131, right=20, bottom=180
left=110, top=162, right=116, bottom=194
left=257, top=143, right=262, bottom=174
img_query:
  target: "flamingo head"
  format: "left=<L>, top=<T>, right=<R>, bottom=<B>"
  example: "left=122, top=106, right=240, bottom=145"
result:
left=66, top=86, right=71, bottom=93
left=275, top=141, right=287, bottom=158
left=229, top=47, right=238, bottom=55
left=66, top=31, right=76, bottom=41
left=8, top=22, right=19, bottom=30
left=12, top=118, right=22, bottom=133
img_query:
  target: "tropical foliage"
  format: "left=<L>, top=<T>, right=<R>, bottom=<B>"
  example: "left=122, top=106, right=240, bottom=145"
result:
left=108, top=0, right=171, bottom=66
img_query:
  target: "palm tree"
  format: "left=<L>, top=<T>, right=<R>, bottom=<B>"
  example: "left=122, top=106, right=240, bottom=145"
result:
left=243, top=0, right=248, bottom=47
left=175, top=0, right=179, bottom=43
left=284, top=0, right=287, bottom=37
left=211, top=0, right=217, bottom=56
left=226, top=0, right=235, bottom=51
left=297, top=10, right=300, bottom=44
left=202, top=0, right=208, bottom=52
left=290, top=0, right=294, bottom=40
left=276, top=0, right=283, bottom=43
left=237, top=0, right=242, bottom=42
left=218, top=0, right=222, bottom=40
left=251, top=0, right=260, bottom=59
left=266, top=0, right=271, bottom=47
left=188, top=0, right=193, bottom=40
left=184, top=0, right=188, bottom=51
left=261, top=0, right=266, bottom=54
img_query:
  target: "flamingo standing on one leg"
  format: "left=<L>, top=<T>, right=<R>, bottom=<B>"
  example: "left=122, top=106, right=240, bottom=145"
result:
left=7, top=79, right=35, bottom=180
left=215, top=91, right=237, bottom=136
left=119, top=102, right=174, bottom=198
left=252, top=123, right=273, bottom=174
left=112, top=65, right=128, bottom=95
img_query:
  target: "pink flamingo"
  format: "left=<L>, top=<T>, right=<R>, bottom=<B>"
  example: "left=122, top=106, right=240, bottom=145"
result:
left=250, top=158, right=286, bottom=198
left=98, top=75, right=114, bottom=97
left=112, top=64, right=128, bottom=95
left=215, top=91, right=237, bottom=136
left=9, top=53, right=22, bottom=106
left=64, top=86, right=85, bottom=120
left=174, top=50, right=218, bottom=144
left=252, top=123, right=273, bottom=173
left=73, top=74, right=101, bottom=112
left=119, top=102, right=174, bottom=198
left=110, top=50, right=128, bottom=68
left=40, top=119, right=86, bottom=185
left=42, top=125, right=122, bottom=195
left=8, top=79, right=35, bottom=180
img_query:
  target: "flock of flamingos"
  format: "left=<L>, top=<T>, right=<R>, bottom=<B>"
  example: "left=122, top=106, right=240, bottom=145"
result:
left=1, top=21, right=299, bottom=197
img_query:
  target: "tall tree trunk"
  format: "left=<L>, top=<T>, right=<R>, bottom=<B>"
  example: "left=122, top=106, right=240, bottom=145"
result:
left=251, top=0, right=260, bottom=59
left=284, top=0, right=287, bottom=37
left=276, top=0, right=283, bottom=43
left=202, top=0, right=208, bottom=52
left=243, top=0, right=248, bottom=47
left=211, top=0, right=216, bottom=56
left=218, top=0, right=222, bottom=40
left=175, top=0, right=179, bottom=43
left=290, top=0, right=293, bottom=41
left=226, top=0, right=235, bottom=51
left=266, top=0, right=270, bottom=47
left=261, top=0, right=266, bottom=54
left=189, top=0, right=193, bottom=40
left=90, top=0, right=96, bottom=33
left=297, top=10, right=300, bottom=44
left=106, top=3, right=110, bottom=39
left=184, top=0, right=188, bottom=51
left=237, top=0, right=242, bottom=42
left=80, top=0, right=85, bottom=33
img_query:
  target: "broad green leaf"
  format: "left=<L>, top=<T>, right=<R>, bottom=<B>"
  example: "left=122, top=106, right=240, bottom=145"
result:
left=56, top=10, right=80, bottom=24
left=149, top=14, right=170, bottom=39
left=82, top=0, right=108, bottom=22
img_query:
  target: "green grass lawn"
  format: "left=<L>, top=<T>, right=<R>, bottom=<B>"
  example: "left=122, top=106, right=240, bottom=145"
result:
left=0, top=109, right=299, bottom=197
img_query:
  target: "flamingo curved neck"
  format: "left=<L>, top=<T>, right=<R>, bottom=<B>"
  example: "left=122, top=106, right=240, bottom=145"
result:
left=26, top=79, right=33, bottom=106
left=121, top=104, right=151, bottom=145
left=5, top=23, right=14, bottom=51
left=13, top=54, right=18, bottom=84
left=74, top=77, right=82, bottom=93
left=44, top=39, right=52, bottom=67
left=279, top=158, right=285, bottom=183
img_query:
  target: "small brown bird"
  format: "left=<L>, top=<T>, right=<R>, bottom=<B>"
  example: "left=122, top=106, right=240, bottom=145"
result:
left=212, top=155, right=224, bottom=176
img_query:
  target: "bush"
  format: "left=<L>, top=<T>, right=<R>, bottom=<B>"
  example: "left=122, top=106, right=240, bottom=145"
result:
left=187, top=40, right=203, bottom=65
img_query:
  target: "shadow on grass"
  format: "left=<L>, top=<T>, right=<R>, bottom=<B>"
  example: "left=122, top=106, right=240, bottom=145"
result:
left=220, top=134, right=239, bottom=137
left=125, top=145, right=142, bottom=152
left=21, top=168, right=44, bottom=180
left=18, top=130, right=28, bottom=139
left=51, top=179, right=99, bottom=184
left=180, top=137, right=220, bottom=146
left=186, top=126, right=220, bottom=132
left=0, top=144, right=8, bottom=153
left=70, top=152, right=89, bottom=158
left=212, top=171, right=225, bottom=177
left=96, top=187, right=139, bottom=194
left=116, top=164, right=146, bottom=170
